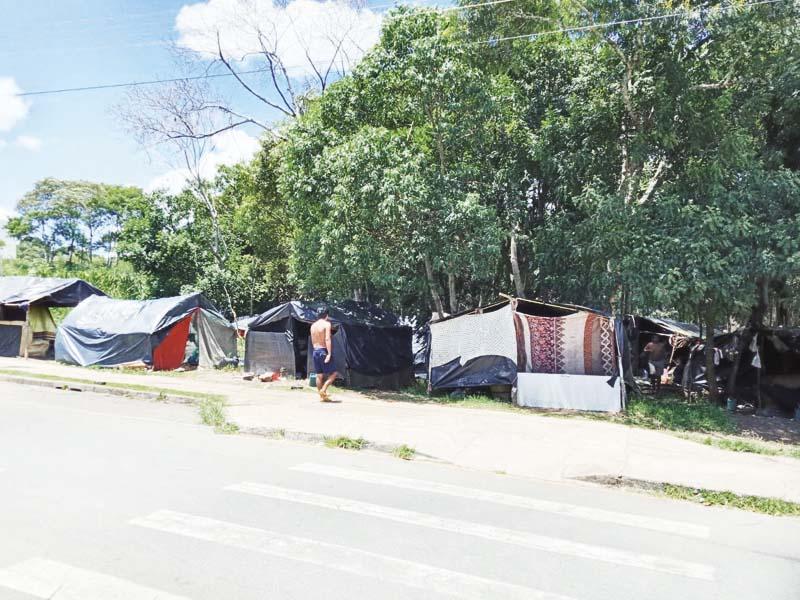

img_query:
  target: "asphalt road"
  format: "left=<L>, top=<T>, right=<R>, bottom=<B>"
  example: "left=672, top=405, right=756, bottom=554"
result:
left=0, top=381, right=798, bottom=600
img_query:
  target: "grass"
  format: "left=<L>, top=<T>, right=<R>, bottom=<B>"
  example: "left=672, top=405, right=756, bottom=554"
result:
left=198, top=396, right=239, bottom=434
left=324, top=435, right=367, bottom=450
left=661, top=483, right=800, bottom=517
left=393, top=444, right=416, bottom=460
left=619, top=394, right=736, bottom=434
left=697, top=435, right=800, bottom=460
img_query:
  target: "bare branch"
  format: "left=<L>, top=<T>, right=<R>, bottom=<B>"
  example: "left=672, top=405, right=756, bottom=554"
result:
left=216, top=31, right=295, bottom=117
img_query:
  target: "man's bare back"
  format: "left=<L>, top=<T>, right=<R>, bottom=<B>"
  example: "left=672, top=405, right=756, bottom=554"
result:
left=310, top=309, right=338, bottom=402
left=310, top=319, right=332, bottom=349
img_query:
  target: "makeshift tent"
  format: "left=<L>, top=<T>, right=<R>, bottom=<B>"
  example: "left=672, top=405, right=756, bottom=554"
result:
left=429, top=297, right=625, bottom=412
left=622, top=315, right=701, bottom=387
left=0, top=276, right=105, bottom=358
left=55, top=293, right=237, bottom=369
left=683, top=327, right=800, bottom=416
left=245, top=300, right=413, bottom=389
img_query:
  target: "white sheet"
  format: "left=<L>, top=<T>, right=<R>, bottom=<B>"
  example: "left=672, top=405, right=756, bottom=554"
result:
left=429, top=304, right=517, bottom=369
left=516, top=372, right=622, bottom=412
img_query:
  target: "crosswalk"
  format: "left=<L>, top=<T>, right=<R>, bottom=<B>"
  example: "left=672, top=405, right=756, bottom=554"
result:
left=290, top=463, right=710, bottom=538
left=0, top=558, right=189, bottom=599
left=0, top=461, right=718, bottom=599
left=133, top=510, right=574, bottom=600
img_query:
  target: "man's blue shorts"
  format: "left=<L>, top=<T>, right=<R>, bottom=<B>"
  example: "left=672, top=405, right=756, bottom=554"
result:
left=312, top=348, right=336, bottom=375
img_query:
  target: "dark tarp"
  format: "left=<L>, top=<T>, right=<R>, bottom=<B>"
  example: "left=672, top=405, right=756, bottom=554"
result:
left=55, top=293, right=234, bottom=369
left=430, top=356, right=517, bottom=389
left=0, top=276, right=105, bottom=308
left=248, top=299, right=402, bottom=329
left=0, top=324, right=22, bottom=357
left=246, top=300, right=413, bottom=387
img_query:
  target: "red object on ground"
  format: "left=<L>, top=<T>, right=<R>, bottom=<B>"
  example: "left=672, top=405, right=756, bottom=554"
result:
left=152, top=312, right=195, bottom=371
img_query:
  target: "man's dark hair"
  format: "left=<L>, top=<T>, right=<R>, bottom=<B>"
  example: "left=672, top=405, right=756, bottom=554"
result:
left=318, top=306, right=329, bottom=319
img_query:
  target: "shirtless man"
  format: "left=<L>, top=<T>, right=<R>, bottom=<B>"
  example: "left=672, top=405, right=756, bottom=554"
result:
left=643, top=335, right=668, bottom=394
left=310, top=308, right=337, bottom=402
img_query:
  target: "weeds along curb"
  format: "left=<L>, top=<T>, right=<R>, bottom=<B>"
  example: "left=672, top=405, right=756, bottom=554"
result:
left=238, top=425, right=429, bottom=461
left=578, top=474, right=800, bottom=517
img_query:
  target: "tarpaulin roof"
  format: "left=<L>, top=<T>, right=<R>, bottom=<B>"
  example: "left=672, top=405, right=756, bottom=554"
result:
left=60, top=292, right=217, bottom=335
left=633, top=315, right=700, bottom=338
left=55, top=292, right=235, bottom=369
left=0, top=276, right=105, bottom=308
left=249, top=299, right=403, bottom=330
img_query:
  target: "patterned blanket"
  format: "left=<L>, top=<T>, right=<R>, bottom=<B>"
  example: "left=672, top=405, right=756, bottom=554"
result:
left=516, top=312, right=617, bottom=376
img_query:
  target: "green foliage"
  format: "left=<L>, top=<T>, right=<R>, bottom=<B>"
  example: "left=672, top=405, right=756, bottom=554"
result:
left=324, top=435, right=367, bottom=450
left=393, top=444, right=416, bottom=460
left=6, top=0, right=800, bottom=341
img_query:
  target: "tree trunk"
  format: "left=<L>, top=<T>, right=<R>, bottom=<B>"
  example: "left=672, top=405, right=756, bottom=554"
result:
left=705, top=313, right=719, bottom=404
left=447, top=272, right=458, bottom=315
left=510, top=228, right=525, bottom=298
left=424, top=256, right=445, bottom=320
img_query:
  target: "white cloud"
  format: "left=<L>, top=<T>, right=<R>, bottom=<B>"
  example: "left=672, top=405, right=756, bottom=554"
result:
left=145, top=129, right=260, bottom=194
left=0, top=78, right=29, bottom=132
left=175, top=0, right=383, bottom=77
left=0, top=207, right=17, bottom=258
left=15, top=135, right=41, bottom=151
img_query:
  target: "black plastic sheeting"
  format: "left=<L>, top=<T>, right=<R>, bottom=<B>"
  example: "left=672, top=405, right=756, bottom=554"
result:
left=0, top=324, right=22, bottom=357
left=249, top=300, right=402, bottom=329
left=247, top=300, right=413, bottom=379
left=55, top=292, right=219, bottom=367
left=430, top=355, right=517, bottom=389
left=0, top=276, right=105, bottom=308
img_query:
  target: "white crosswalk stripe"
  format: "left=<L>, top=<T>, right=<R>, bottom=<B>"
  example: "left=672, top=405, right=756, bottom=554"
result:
left=132, top=509, right=576, bottom=600
left=291, top=463, right=710, bottom=539
left=0, top=558, right=190, bottom=599
left=226, top=482, right=715, bottom=581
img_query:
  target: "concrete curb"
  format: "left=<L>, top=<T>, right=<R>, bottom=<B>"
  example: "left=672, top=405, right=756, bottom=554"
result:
left=0, top=375, right=198, bottom=405
left=238, top=425, right=439, bottom=461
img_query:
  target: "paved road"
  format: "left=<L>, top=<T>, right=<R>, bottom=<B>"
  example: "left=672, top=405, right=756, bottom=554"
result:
left=0, top=381, right=798, bottom=600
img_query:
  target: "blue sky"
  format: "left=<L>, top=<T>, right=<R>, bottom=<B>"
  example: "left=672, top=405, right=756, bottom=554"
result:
left=0, top=2, right=187, bottom=215
left=0, top=0, right=404, bottom=254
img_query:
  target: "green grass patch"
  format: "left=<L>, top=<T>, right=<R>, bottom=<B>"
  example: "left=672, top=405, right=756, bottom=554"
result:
left=324, top=435, right=366, bottom=450
left=661, top=484, right=800, bottom=517
left=393, top=444, right=416, bottom=460
left=198, top=396, right=239, bottom=434
left=621, top=395, right=736, bottom=434
left=697, top=435, right=800, bottom=459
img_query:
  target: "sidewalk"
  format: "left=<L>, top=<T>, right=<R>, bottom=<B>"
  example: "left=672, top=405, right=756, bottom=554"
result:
left=3, top=357, right=800, bottom=503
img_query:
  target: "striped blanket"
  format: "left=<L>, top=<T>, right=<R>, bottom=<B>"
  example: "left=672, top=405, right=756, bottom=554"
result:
left=515, top=312, right=617, bottom=376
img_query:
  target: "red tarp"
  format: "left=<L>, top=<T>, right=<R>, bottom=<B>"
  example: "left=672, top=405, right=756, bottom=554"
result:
left=152, top=312, right=194, bottom=371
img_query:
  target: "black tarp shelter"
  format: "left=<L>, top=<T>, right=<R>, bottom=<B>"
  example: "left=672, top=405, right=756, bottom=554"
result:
left=56, top=293, right=237, bottom=370
left=0, top=276, right=105, bottom=358
left=244, top=300, right=413, bottom=389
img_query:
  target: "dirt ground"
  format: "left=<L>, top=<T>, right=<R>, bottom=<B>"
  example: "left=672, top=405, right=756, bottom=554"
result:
left=734, top=414, right=800, bottom=444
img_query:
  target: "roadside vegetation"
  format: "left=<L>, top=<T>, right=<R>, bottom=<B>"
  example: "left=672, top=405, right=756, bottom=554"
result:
left=393, top=444, right=416, bottom=460
left=198, top=396, right=239, bottom=434
left=660, top=484, right=800, bottom=517
left=324, top=436, right=367, bottom=451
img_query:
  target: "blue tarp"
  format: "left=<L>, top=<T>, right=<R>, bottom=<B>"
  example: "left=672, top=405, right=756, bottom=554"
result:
left=55, top=293, right=221, bottom=367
